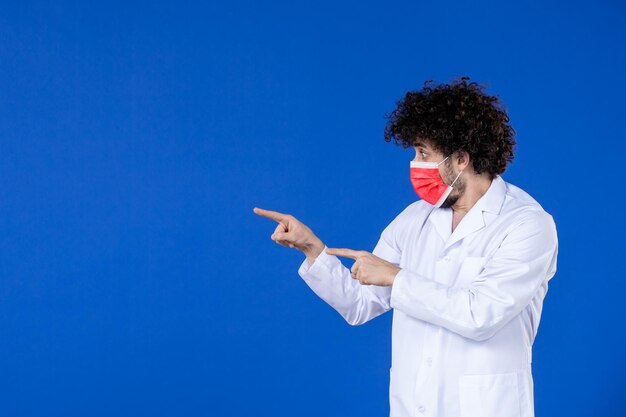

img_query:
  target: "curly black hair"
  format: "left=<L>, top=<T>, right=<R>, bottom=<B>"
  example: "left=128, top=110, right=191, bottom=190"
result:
left=383, top=76, right=516, bottom=179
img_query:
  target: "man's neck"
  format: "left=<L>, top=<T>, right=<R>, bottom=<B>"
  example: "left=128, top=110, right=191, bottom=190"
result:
left=451, top=175, right=493, bottom=216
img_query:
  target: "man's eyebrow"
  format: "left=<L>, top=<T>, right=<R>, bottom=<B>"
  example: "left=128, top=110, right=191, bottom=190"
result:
left=414, top=142, right=430, bottom=150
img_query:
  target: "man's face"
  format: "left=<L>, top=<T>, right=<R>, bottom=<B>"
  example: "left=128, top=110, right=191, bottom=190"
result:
left=412, top=142, right=466, bottom=209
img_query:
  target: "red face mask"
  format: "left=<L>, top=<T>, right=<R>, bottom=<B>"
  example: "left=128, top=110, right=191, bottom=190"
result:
left=410, top=155, right=463, bottom=208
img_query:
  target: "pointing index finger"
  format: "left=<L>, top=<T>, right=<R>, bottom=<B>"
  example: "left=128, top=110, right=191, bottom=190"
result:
left=253, top=207, right=286, bottom=223
left=325, top=247, right=360, bottom=260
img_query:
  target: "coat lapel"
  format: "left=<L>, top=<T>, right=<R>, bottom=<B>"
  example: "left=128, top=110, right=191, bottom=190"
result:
left=428, top=206, right=453, bottom=242
left=436, top=175, right=507, bottom=252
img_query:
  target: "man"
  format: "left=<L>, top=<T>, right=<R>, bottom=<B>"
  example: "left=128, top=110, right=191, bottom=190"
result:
left=253, top=76, right=558, bottom=417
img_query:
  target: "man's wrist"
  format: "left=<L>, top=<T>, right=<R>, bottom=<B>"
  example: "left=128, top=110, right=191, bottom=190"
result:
left=303, top=240, right=325, bottom=263
left=388, top=266, right=402, bottom=286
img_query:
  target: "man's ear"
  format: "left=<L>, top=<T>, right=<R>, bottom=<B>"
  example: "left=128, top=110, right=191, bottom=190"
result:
left=455, top=150, right=471, bottom=169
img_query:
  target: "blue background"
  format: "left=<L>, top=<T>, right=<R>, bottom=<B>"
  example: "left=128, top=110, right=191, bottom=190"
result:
left=1, top=1, right=624, bottom=416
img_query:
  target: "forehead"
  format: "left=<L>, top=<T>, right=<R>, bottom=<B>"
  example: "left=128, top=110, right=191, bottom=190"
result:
left=413, top=141, right=439, bottom=152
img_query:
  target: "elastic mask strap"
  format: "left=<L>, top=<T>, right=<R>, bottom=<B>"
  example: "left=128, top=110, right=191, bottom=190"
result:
left=437, top=155, right=450, bottom=166
left=450, top=169, right=463, bottom=187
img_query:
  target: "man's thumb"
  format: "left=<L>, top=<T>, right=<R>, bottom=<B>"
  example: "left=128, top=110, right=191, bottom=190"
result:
left=272, top=232, right=290, bottom=241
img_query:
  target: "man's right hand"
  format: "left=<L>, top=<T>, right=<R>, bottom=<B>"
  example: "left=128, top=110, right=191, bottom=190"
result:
left=253, top=206, right=325, bottom=265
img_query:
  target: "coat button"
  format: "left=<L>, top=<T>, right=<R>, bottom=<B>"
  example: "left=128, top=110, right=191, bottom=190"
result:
left=418, top=405, right=426, bottom=413
left=426, top=357, right=433, bottom=366
left=443, top=255, right=451, bottom=262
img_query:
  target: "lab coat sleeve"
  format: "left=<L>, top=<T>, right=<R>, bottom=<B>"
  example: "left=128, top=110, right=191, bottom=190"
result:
left=297, top=216, right=402, bottom=326
left=389, top=210, right=559, bottom=341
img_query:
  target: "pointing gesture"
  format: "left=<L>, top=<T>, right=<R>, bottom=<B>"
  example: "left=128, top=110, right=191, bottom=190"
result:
left=252, top=207, right=288, bottom=224
left=323, top=248, right=365, bottom=260
left=325, top=247, right=401, bottom=287
left=253, top=207, right=326, bottom=264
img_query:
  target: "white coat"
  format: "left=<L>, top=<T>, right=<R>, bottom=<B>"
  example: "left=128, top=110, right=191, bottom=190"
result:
left=297, top=174, right=559, bottom=417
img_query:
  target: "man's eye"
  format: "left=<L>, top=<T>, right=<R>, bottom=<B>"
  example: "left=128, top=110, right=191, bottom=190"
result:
left=421, top=151, right=427, bottom=158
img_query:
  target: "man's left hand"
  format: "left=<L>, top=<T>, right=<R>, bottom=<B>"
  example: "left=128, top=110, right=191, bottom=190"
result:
left=325, top=247, right=401, bottom=287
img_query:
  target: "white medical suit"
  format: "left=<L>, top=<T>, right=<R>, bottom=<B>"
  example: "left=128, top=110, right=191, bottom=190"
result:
left=297, top=174, right=559, bottom=417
